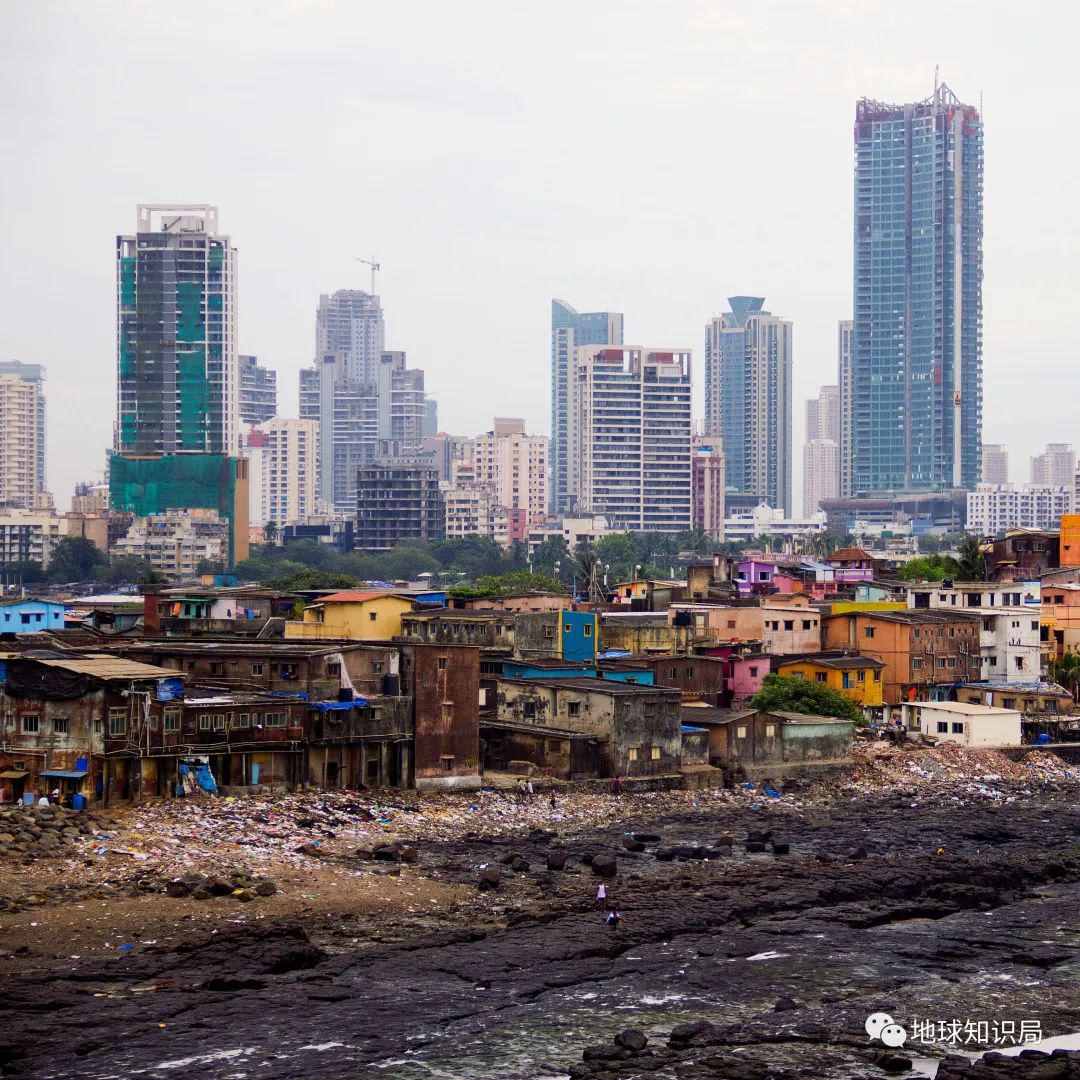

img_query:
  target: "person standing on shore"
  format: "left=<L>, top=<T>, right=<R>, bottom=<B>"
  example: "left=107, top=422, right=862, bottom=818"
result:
left=595, top=882, right=607, bottom=908
left=606, top=909, right=621, bottom=930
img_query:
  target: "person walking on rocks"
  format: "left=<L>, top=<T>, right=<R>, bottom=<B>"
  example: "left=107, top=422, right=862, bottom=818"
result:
left=595, top=881, right=607, bottom=908
left=606, top=909, right=622, bottom=930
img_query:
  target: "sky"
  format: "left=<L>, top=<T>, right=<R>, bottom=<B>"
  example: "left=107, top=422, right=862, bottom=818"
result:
left=2, top=0, right=1077, bottom=512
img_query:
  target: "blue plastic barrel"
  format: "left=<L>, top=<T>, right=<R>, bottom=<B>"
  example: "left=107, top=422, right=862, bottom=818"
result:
left=72, top=793, right=87, bottom=811
left=22, top=793, right=34, bottom=806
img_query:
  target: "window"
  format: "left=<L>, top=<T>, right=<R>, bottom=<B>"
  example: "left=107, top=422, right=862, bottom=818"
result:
left=543, top=626, right=555, bottom=639
left=628, top=747, right=639, bottom=762
left=369, top=611, right=378, bottom=621
left=650, top=746, right=661, bottom=761
left=265, top=712, right=286, bottom=728
left=20, top=613, right=30, bottom=625
left=547, top=739, right=562, bottom=753
left=936, top=658, right=946, bottom=669
left=816, top=671, right=827, bottom=683
left=372, top=661, right=384, bottom=673
left=440, top=755, right=455, bottom=771
left=109, top=708, right=127, bottom=736
left=937, top=721, right=948, bottom=733
left=842, top=673, right=853, bottom=689
left=163, top=708, right=180, bottom=733
left=983, top=618, right=993, bottom=632
left=784, top=620, right=794, bottom=631
left=21, top=714, right=40, bottom=734
left=52, top=717, right=69, bottom=735
left=946, top=657, right=956, bottom=668
left=437, top=657, right=448, bottom=671
left=1003, top=698, right=1016, bottom=709
left=1015, top=656, right=1025, bottom=671
left=564, top=623, right=572, bottom=633
left=279, top=663, right=297, bottom=678
left=210, top=662, right=225, bottom=675
left=951, top=722, right=965, bottom=734
left=864, top=626, right=875, bottom=639
left=251, top=663, right=264, bottom=675
left=802, top=620, right=812, bottom=630
left=873, top=670, right=881, bottom=682
left=857, top=669, right=866, bottom=681
left=327, top=662, right=341, bottom=676
left=584, top=624, right=592, bottom=637
left=765, top=724, right=776, bottom=736
left=736, top=726, right=747, bottom=738
left=790, top=670, right=805, bottom=679
left=727, top=619, right=736, bottom=629
left=214, top=714, right=227, bottom=731
left=1032, top=621, right=1040, bottom=632
left=567, top=701, right=581, bottom=717
left=988, top=656, right=997, bottom=667
left=198, top=713, right=211, bottom=731
left=749, top=665, right=758, bottom=677
left=523, top=701, right=536, bottom=719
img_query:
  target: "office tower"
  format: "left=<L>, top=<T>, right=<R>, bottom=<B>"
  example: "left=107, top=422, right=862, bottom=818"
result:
left=423, top=398, right=438, bottom=437
left=258, top=418, right=319, bottom=526
left=691, top=436, right=725, bottom=540
left=569, top=347, right=691, bottom=532
left=852, top=84, right=983, bottom=493
left=472, top=418, right=548, bottom=525
left=116, top=205, right=239, bottom=456
left=806, top=386, right=840, bottom=443
left=1031, top=443, right=1075, bottom=487
left=981, top=443, right=1009, bottom=486
left=356, top=457, right=445, bottom=550
left=803, top=439, right=840, bottom=516
left=0, top=361, right=46, bottom=509
left=837, top=320, right=854, bottom=496
left=704, top=297, right=793, bottom=514
left=238, top=355, right=277, bottom=424
left=315, top=290, right=385, bottom=385
left=550, top=299, right=623, bottom=514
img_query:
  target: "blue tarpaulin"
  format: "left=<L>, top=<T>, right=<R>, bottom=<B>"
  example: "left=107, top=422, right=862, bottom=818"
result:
left=40, top=769, right=88, bottom=780
left=195, top=763, right=217, bottom=794
left=156, top=677, right=184, bottom=701
left=311, top=697, right=369, bottom=712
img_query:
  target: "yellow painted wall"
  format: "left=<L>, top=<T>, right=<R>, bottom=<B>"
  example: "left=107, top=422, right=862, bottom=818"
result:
left=828, top=601, right=907, bottom=615
left=776, top=658, right=884, bottom=707
left=285, top=595, right=415, bottom=641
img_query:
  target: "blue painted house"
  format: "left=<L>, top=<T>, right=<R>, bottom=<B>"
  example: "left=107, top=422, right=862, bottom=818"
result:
left=0, top=598, right=66, bottom=635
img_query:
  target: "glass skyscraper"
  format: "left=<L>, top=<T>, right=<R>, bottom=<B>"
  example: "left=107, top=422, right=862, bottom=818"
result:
left=852, top=83, right=983, bottom=494
left=550, top=299, right=623, bottom=515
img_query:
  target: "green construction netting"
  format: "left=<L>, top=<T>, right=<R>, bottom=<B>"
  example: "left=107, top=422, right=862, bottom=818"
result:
left=177, top=348, right=208, bottom=450
left=176, top=281, right=204, bottom=343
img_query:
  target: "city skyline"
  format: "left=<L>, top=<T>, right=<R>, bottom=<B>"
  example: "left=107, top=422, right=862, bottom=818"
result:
left=3, top=3, right=1074, bottom=511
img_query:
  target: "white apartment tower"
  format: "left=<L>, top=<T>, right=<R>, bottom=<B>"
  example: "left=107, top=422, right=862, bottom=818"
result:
left=0, top=361, right=46, bottom=509
left=569, top=347, right=692, bottom=532
left=472, top=418, right=548, bottom=525
left=1031, top=443, right=1075, bottom=488
left=804, top=439, right=840, bottom=517
left=246, top=419, right=320, bottom=527
left=981, top=443, right=1009, bottom=486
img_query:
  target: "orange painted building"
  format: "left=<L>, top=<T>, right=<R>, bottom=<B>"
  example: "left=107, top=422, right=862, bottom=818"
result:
left=1060, top=515, right=1080, bottom=568
left=822, top=609, right=982, bottom=704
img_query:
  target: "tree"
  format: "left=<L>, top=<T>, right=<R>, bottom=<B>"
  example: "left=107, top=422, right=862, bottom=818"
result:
left=532, top=536, right=570, bottom=583
left=263, top=521, right=279, bottom=544
left=897, top=554, right=960, bottom=582
left=47, top=538, right=108, bottom=583
left=1050, top=653, right=1080, bottom=701
left=956, top=535, right=986, bottom=581
left=106, top=557, right=164, bottom=585
left=594, top=533, right=637, bottom=583
left=449, top=571, right=566, bottom=598
left=750, top=673, right=864, bottom=725
left=269, top=568, right=359, bottom=591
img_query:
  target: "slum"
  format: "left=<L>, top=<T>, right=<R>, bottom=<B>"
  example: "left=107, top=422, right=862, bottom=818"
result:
left=1, top=548, right=1078, bottom=820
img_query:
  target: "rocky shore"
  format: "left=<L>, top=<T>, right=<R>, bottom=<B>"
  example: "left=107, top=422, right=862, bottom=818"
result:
left=3, top=774, right=1080, bottom=1079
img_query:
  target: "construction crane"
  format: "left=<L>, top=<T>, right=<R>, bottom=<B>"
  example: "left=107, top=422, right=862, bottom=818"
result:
left=355, top=256, right=381, bottom=294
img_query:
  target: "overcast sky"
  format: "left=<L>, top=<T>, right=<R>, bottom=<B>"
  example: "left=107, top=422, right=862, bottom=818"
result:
left=2, top=0, right=1077, bottom=512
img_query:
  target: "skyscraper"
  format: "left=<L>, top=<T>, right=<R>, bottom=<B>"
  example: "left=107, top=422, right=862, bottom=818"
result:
left=472, top=418, right=548, bottom=526
left=550, top=300, right=623, bottom=515
left=837, top=320, right=854, bottom=496
left=852, top=84, right=983, bottom=494
left=238, top=354, right=277, bottom=424
left=1031, top=443, right=1075, bottom=487
left=704, top=297, right=792, bottom=514
left=806, top=386, right=840, bottom=443
left=116, top=205, right=238, bottom=456
left=316, top=290, right=385, bottom=385
left=568, top=346, right=691, bottom=532
left=0, top=361, right=46, bottom=509
left=981, top=443, right=1009, bottom=486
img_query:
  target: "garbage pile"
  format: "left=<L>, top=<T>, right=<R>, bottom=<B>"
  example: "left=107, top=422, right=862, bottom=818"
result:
left=832, top=741, right=1080, bottom=802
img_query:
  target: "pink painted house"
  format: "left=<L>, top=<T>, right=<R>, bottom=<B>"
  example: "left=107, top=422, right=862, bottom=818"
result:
left=728, top=653, right=771, bottom=706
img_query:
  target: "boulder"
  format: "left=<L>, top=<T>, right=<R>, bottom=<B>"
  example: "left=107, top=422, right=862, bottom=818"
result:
left=165, top=879, right=192, bottom=898
left=192, top=886, right=213, bottom=900
left=874, top=1053, right=913, bottom=1074
left=668, top=1021, right=716, bottom=1048
left=745, top=841, right=766, bottom=853
left=771, top=841, right=790, bottom=856
left=254, top=880, right=278, bottom=897
left=614, top=1029, right=648, bottom=1052
left=372, top=843, right=400, bottom=861
left=231, top=888, right=255, bottom=903
left=478, top=866, right=501, bottom=890
left=773, top=996, right=798, bottom=1012
left=621, top=836, right=645, bottom=853
left=591, top=854, right=617, bottom=878
left=654, top=848, right=676, bottom=862
left=398, top=846, right=419, bottom=864
left=207, top=877, right=233, bottom=897
left=546, top=851, right=567, bottom=872
left=632, top=833, right=661, bottom=843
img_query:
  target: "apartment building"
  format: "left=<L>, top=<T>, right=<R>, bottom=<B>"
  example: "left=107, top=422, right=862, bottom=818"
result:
left=569, top=346, right=692, bottom=532
left=472, top=418, right=547, bottom=525
left=966, top=484, right=1071, bottom=535
left=111, top=509, right=230, bottom=575
left=256, top=418, right=319, bottom=527
left=0, top=361, right=46, bottom=509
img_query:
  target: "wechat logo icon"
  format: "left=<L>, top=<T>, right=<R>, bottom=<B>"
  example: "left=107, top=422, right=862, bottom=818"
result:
left=866, top=1012, right=907, bottom=1048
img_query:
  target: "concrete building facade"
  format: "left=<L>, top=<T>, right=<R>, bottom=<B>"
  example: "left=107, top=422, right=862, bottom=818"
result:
left=691, top=436, right=725, bottom=540
left=837, top=320, right=854, bottom=496
left=803, top=438, right=840, bottom=517
left=966, top=484, right=1071, bottom=535
left=1031, top=443, right=1075, bottom=488
left=238, top=354, right=277, bottom=424
left=0, top=361, right=46, bottom=509
left=256, top=418, right=319, bottom=527
left=472, top=418, right=548, bottom=525
left=981, top=443, right=1009, bottom=486
left=356, top=458, right=445, bottom=551
left=569, top=346, right=692, bottom=532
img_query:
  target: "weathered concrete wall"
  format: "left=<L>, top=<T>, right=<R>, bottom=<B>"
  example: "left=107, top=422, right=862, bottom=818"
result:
left=779, top=719, right=854, bottom=762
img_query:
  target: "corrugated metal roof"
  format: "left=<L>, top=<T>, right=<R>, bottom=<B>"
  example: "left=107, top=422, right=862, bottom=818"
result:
left=26, top=654, right=182, bottom=681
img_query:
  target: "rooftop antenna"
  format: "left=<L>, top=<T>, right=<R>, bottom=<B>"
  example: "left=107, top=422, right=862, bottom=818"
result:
left=355, top=256, right=381, bottom=294
left=933, top=64, right=939, bottom=96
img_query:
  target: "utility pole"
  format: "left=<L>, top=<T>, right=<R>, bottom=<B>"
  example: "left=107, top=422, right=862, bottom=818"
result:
left=355, top=256, right=381, bottom=294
